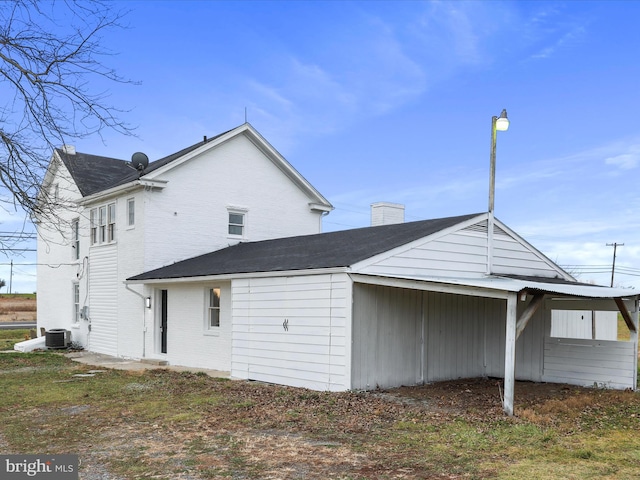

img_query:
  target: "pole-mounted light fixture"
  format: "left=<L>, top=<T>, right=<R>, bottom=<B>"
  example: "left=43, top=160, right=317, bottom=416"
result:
left=488, top=109, right=509, bottom=214
left=487, top=109, right=509, bottom=277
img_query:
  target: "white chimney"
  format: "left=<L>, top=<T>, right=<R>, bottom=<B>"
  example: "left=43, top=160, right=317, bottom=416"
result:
left=371, top=202, right=405, bottom=226
left=61, top=145, right=76, bottom=155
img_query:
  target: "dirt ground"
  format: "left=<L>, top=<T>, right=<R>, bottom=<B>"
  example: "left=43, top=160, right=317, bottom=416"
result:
left=69, top=375, right=603, bottom=479
left=0, top=296, right=36, bottom=322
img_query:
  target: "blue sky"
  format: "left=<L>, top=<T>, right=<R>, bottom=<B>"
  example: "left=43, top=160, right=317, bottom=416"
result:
left=3, top=0, right=640, bottom=292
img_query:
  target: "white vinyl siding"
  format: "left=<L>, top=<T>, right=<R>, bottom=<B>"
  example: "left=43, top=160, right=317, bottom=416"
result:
left=232, top=274, right=349, bottom=391
left=491, top=225, right=558, bottom=277
left=88, top=244, right=118, bottom=355
left=542, top=337, right=636, bottom=389
left=356, top=220, right=564, bottom=280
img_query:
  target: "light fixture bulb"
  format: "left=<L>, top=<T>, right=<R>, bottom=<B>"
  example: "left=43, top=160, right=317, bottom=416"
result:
left=496, top=109, right=509, bottom=131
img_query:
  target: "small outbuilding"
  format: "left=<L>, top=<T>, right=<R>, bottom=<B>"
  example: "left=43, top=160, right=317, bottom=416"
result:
left=127, top=212, right=638, bottom=415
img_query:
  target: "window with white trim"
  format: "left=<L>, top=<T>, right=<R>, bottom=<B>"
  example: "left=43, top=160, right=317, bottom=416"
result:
left=228, top=212, right=245, bottom=236
left=72, top=218, right=80, bottom=260
left=108, top=203, right=116, bottom=241
left=90, top=202, right=116, bottom=245
left=127, top=198, right=135, bottom=227
left=73, top=283, right=80, bottom=323
left=207, top=287, right=221, bottom=329
left=90, top=209, right=97, bottom=244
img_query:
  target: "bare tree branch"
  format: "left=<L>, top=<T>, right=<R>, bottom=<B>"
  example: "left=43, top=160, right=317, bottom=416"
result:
left=0, top=0, right=136, bottom=233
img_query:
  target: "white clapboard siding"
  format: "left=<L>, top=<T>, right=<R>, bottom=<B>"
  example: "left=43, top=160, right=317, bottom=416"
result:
left=491, top=226, right=559, bottom=277
left=358, top=228, right=488, bottom=277
left=231, top=273, right=348, bottom=391
left=88, top=245, right=118, bottom=355
left=358, top=220, right=562, bottom=279
left=542, top=337, right=636, bottom=389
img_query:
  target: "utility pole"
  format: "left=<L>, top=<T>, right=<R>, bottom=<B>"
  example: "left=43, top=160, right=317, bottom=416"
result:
left=9, top=259, right=12, bottom=294
left=606, top=242, right=624, bottom=287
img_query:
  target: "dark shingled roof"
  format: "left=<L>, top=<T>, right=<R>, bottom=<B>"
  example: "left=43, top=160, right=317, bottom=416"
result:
left=57, top=150, right=131, bottom=196
left=127, top=213, right=482, bottom=281
left=57, top=128, right=234, bottom=197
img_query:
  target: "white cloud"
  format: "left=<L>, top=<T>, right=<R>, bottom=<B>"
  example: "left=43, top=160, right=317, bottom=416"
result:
left=605, top=151, right=640, bottom=170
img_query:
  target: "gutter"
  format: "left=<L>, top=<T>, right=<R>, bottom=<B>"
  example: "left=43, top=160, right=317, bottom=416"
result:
left=125, top=266, right=351, bottom=285
left=78, top=179, right=167, bottom=206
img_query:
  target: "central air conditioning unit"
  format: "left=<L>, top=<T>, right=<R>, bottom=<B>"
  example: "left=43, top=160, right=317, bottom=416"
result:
left=45, top=329, right=70, bottom=349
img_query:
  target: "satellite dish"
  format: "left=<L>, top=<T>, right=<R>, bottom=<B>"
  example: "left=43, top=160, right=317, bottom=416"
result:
left=131, top=152, right=149, bottom=171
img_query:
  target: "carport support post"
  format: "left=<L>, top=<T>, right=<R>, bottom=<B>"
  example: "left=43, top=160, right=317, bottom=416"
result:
left=503, top=292, right=518, bottom=416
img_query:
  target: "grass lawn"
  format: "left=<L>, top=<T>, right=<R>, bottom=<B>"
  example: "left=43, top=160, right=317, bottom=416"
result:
left=0, top=329, right=31, bottom=350
left=1, top=352, right=639, bottom=479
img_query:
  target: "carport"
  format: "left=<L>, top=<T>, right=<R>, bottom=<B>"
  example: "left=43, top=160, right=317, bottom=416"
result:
left=350, top=273, right=639, bottom=415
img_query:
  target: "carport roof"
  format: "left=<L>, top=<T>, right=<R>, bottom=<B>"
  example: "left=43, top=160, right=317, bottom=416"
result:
left=364, top=272, right=638, bottom=299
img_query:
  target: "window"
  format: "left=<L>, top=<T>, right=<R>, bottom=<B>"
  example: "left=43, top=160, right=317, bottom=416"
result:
left=99, top=206, right=106, bottom=242
left=228, top=212, right=244, bottom=236
left=73, top=283, right=80, bottom=323
left=90, top=209, right=97, bottom=245
left=108, top=203, right=116, bottom=241
left=127, top=198, right=135, bottom=227
left=72, top=218, right=80, bottom=260
left=90, top=202, right=116, bottom=245
left=208, top=288, right=221, bottom=328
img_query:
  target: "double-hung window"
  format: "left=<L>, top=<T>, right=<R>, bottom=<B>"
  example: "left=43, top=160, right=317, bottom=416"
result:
left=90, top=209, right=97, bottom=245
left=73, top=283, right=80, bottom=323
left=208, top=288, right=221, bottom=329
left=127, top=198, right=135, bottom=227
left=108, top=203, right=116, bottom=241
left=90, top=202, right=116, bottom=245
left=99, top=206, right=106, bottom=243
left=228, top=212, right=245, bottom=236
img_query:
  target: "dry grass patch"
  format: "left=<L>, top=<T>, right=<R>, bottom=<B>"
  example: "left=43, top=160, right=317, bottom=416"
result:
left=0, top=295, right=36, bottom=322
left=1, top=354, right=639, bottom=479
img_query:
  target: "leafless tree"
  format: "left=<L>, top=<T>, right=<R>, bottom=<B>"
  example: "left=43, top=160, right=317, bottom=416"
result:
left=0, top=0, right=135, bottom=230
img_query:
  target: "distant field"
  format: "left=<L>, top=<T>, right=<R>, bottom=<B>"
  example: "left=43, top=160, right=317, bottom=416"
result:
left=0, top=295, right=36, bottom=322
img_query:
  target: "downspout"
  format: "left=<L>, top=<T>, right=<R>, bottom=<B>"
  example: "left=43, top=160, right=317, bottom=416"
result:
left=124, top=282, right=148, bottom=358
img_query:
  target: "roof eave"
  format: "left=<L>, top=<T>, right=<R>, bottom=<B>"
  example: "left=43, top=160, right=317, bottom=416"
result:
left=143, top=123, right=333, bottom=211
left=126, top=266, right=351, bottom=284
left=78, top=179, right=167, bottom=205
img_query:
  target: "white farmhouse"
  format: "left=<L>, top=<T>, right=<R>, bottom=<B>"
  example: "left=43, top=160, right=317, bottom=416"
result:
left=36, top=123, right=639, bottom=415
left=36, top=123, right=333, bottom=361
